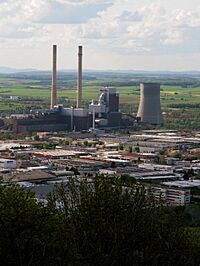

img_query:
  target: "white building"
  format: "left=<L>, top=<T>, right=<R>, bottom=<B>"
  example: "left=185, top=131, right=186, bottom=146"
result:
left=0, top=159, right=16, bottom=169
left=10, top=96, right=19, bottom=100
left=99, top=169, right=117, bottom=175
left=147, top=185, right=190, bottom=205
left=167, top=188, right=190, bottom=205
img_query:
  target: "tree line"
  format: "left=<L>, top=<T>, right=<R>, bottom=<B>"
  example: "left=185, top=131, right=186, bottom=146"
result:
left=0, top=176, right=200, bottom=266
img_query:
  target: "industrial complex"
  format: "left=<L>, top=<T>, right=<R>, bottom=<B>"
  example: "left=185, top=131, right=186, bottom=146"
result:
left=11, top=45, right=163, bottom=134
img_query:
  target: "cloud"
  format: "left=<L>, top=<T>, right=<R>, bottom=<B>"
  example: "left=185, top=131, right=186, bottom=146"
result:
left=117, top=11, right=142, bottom=22
left=0, top=0, right=113, bottom=41
left=33, top=0, right=113, bottom=24
left=1, top=0, right=200, bottom=70
left=161, top=30, right=184, bottom=45
left=71, top=2, right=200, bottom=55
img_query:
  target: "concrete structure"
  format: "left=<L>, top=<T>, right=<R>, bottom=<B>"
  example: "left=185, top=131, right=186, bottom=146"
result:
left=77, top=45, right=83, bottom=108
left=51, top=45, right=57, bottom=109
left=137, top=83, right=163, bottom=125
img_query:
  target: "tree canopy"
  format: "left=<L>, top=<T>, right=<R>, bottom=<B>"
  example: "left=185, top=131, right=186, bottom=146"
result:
left=0, top=177, right=200, bottom=266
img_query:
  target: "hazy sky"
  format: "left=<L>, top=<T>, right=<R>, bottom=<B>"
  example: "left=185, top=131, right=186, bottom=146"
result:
left=1, top=0, right=200, bottom=70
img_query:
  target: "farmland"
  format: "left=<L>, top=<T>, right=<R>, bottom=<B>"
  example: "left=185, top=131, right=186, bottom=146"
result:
left=0, top=71, right=199, bottom=129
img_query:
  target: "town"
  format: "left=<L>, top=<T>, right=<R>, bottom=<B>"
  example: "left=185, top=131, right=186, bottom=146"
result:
left=0, top=128, right=199, bottom=206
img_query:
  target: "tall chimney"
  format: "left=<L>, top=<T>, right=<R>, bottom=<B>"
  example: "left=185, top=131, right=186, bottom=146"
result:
left=51, top=44, right=57, bottom=109
left=77, top=45, right=83, bottom=108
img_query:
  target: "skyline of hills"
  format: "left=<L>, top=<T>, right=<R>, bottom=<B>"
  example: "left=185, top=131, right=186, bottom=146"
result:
left=1, top=66, right=200, bottom=76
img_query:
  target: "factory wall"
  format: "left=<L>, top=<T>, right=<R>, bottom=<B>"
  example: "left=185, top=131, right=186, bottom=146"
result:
left=11, top=112, right=70, bottom=133
left=13, top=123, right=69, bottom=134
left=107, top=112, right=122, bottom=127
left=73, top=115, right=93, bottom=131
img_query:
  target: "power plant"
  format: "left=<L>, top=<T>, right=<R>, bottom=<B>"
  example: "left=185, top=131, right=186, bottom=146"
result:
left=137, top=83, right=163, bottom=125
left=11, top=46, right=163, bottom=134
left=11, top=45, right=129, bottom=134
left=51, top=45, right=57, bottom=109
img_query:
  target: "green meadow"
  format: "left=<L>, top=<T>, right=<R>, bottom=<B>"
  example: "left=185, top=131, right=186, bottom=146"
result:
left=0, top=82, right=199, bottom=105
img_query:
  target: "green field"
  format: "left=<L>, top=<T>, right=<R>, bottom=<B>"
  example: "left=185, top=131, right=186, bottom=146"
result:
left=0, top=83, right=199, bottom=102
left=0, top=72, right=199, bottom=129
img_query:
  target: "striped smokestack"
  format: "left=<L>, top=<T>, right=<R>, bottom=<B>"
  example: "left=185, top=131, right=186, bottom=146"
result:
left=51, top=44, right=57, bottom=109
left=77, top=45, right=83, bottom=108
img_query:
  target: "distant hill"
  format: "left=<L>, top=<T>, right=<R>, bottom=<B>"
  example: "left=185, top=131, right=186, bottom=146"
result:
left=0, top=67, right=37, bottom=74
left=0, top=66, right=200, bottom=77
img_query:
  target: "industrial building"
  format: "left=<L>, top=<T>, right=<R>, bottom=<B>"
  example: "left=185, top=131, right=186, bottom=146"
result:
left=11, top=45, right=128, bottom=134
left=137, top=83, right=163, bottom=125
left=11, top=87, right=124, bottom=133
left=11, top=46, right=164, bottom=134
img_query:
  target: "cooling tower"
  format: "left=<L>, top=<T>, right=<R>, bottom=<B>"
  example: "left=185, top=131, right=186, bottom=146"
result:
left=77, top=45, right=83, bottom=108
left=137, top=83, right=163, bottom=125
left=50, top=45, right=57, bottom=109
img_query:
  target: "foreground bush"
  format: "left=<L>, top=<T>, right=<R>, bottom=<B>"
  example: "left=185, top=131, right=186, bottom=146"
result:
left=0, top=177, right=200, bottom=265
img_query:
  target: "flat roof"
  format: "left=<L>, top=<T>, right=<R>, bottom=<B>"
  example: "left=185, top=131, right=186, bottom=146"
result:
left=31, top=149, right=88, bottom=157
left=162, top=180, right=200, bottom=188
left=0, top=158, right=16, bottom=162
left=135, top=175, right=178, bottom=180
